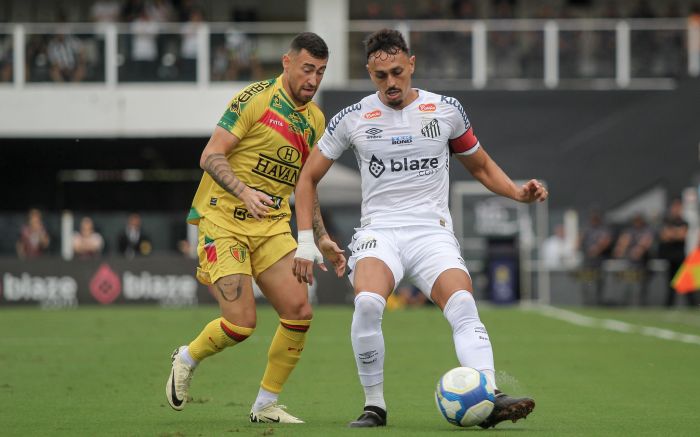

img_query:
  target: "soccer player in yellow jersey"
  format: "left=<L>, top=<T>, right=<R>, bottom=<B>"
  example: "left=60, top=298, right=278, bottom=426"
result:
left=165, top=32, right=346, bottom=424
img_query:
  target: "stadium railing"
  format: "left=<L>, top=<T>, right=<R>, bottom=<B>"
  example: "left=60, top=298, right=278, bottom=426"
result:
left=1, top=18, right=698, bottom=89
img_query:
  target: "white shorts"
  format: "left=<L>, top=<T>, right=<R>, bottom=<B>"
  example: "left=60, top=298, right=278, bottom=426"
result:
left=347, top=225, right=470, bottom=299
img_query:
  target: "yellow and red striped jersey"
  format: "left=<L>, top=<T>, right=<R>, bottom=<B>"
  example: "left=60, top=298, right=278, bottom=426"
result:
left=188, top=75, right=325, bottom=236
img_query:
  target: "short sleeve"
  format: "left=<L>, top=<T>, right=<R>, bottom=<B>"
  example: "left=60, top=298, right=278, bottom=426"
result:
left=217, top=80, right=271, bottom=140
left=443, top=96, right=480, bottom=156
left=317, top=104, right=359, bottom=160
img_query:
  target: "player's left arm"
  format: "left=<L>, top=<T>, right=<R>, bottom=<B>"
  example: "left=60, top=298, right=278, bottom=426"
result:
left=456, top=148, right=548, bottom=203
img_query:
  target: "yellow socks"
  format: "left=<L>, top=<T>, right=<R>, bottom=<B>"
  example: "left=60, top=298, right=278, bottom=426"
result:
left=188, top=317, right=254, bottom=362
left=260, top=318, right=311, bottom=393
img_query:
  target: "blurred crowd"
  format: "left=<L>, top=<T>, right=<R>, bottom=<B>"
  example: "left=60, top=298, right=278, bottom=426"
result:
left=542, top=197, right=698, bottom=308
left=3, top=0, right=263, bottom=83
left=1, top=0, right=699, bottom=84
left=15, top=208, right=193, bottom=261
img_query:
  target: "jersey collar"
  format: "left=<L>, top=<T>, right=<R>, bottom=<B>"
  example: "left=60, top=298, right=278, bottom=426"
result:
left=277, top=74, right=311, bottom=111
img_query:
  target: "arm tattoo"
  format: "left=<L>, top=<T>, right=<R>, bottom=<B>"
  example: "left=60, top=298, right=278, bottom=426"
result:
left=203, top=153, right=246, bottom=198
left=312, top=193, right=328, bottom=241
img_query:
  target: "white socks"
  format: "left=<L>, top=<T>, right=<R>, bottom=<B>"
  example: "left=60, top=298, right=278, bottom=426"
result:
left=178, top=346, right=198, bottom=368
left=351, top=291, right=387, bottom=410
left=252, top=387, right=279, bottom=412
left=443, top=290, right=497, bottom=390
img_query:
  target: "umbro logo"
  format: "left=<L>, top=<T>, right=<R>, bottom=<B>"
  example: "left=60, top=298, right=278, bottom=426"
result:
left=368, top=154, right=385, bottom=178
left=365, top=127, right=382, bottom=139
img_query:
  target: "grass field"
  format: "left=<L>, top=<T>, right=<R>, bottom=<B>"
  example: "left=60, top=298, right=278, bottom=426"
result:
left=1, top=304, right=699, bottom=436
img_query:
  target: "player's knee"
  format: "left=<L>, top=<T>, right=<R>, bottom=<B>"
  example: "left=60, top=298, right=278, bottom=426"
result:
left=281, top=300, right=313, bottom=321
left=353, top=292, right=386, bottom=319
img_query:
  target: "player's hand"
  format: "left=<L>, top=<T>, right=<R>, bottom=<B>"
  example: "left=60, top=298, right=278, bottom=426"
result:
left=518, top=179, right=548, bottom=203
left=237, top=186, right=274, bottom=220
left=293, top=230, right=324, bottom=285
left=318, top=235, right=346, bottom=278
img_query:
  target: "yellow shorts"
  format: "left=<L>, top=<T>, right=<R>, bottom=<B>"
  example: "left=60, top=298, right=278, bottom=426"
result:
left=195, top=217, right=297, bottom=285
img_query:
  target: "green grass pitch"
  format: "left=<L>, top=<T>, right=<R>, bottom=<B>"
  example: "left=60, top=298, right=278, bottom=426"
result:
left=1, top=304, right=699, bottom=436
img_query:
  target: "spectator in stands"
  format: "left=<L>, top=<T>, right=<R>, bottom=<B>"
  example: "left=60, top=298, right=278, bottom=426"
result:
left=118, top=213, right=152, bottom=258
left=179, top=7, right=203, bottom=81
left=47, top=31, right=87, bottom=82
left=72, top=216, right=104, bottom=259
left=613, top=213, right=654, bottom=305
left=16, top=208, right=50, bottom=259
left=128, top=7, right=159, bottom=81
left=577, top=210, right=612, bottom=305
left=659, top=198, right=696, bottom=307
left=542, top=224, right=576, bottom=269
left=0, top=36, right=12, bottom=82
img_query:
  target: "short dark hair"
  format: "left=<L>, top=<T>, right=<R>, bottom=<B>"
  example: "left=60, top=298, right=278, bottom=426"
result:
left=364, top=28, right=409, bottom=60
left=290, top=32, right=329, bottom=59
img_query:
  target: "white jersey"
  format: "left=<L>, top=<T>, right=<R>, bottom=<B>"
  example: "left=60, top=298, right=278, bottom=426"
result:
left=318, top=89, right=480, bottom=230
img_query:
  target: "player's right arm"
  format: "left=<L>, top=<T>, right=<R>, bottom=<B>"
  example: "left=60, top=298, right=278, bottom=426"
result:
left=293, top=147, right=337, bottom=285
left=199, top=126, right=273, bottom=220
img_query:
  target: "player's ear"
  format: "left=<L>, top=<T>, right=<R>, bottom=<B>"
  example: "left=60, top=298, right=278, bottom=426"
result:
left=408, top=55, right=416, bottom=74
left=282, top=53, right=291, bottom=70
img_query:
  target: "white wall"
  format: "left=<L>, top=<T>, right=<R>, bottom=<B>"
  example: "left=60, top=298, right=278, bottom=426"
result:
left=0, top=84, right=245, bottom=138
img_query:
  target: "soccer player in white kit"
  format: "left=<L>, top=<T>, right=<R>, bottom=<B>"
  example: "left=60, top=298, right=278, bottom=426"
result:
left=293, top=29, right=547, bottom=428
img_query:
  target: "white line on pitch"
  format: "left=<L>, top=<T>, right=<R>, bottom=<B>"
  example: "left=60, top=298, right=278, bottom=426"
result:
left=531, top=305, right=700, bottom=346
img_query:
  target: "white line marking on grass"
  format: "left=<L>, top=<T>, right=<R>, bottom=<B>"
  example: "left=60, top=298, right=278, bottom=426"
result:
left=532, top=305, right=700, bottom=346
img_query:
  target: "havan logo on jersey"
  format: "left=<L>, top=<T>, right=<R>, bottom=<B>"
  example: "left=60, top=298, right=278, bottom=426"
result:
left=421, top=118, right=441, bottom=138
left=252, top=153, right=300, bottom=187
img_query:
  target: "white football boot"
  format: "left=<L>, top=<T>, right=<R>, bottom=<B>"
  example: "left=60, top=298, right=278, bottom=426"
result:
left=249, top=401, right=304, bottom=424
left=165, top=346, right=195, bottom=411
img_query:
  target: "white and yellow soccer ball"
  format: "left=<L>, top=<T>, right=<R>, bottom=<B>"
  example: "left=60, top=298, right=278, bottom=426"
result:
left=435, top=367, right=496, bottom=427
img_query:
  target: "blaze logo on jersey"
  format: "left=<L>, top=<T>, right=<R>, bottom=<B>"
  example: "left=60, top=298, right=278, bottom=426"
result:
left=369, top=155, right=386, bottom=178
left=421, top=118, right=441, bottom=138
left=363, top=110, right=382, bottom=119
left=419, top=103, right=436, bottom=112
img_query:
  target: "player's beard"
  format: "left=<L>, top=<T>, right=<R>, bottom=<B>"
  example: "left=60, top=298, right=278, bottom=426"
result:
left=385, top=87, right=403, bottom=107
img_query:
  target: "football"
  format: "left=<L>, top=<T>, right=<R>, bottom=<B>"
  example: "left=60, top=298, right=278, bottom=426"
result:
left=435, top=367, right=496, bottom=427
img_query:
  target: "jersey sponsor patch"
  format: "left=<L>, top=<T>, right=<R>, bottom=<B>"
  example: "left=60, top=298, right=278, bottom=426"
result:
left=418, top=103, right=436, bottom=112
left=391, top=135, right=412, bottom=145
left=363, top=110, right=382, bottom=119
left=252, top=153, right=300, bottom=187
left=369, top=154, right=386, bottom=178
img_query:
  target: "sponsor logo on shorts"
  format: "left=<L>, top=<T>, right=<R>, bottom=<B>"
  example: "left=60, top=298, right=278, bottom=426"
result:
left=230, top=242, right=247, bottom=263
left=421, top=118, right=441, bottom=138
left=354, top=237, right=377, bottom=252
left=210, top=197, right=218, bottom=206
left=363, top=110, right=382, bottom=119
left=419, top=103, right=436, bottom=112
left=391, top=135, right=412, bottom=145
left=365, top=127, right=383, bottom=139
left=368, top=155, right=385, bottom=178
